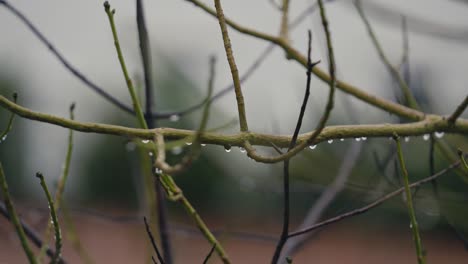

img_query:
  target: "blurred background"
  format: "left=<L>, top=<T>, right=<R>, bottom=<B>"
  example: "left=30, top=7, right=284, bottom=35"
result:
left=0, top=0, right=468, bottom=263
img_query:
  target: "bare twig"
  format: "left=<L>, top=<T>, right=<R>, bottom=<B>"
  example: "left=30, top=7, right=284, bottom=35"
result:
left=36, top=172, right=63, bottom=264
left=0, top=201, right=68, bottom=263
left=135, top=0, right=173, bottom=262
left=0, top=93, right=16, bottom=143
left=279, top=0, right=290, bottom=41
left=38, top=103, right=75, bottom=262
left=272, top=30, right=315, bottom=264
left=282, top=142, right=362, bottom=259
left=354, top=0, right=419, bottom=110
left=448, top=96, right=468, bottom=124
left=154, top=57, right=216, bottom=174
left=394, top=135, right=425, bottom=264
left=144, top=216, right=165, bottom=264
left=288, top=158, right=463, bottom=238
left=0, top=163, right=37, bottom=264
left=0, top=0, right=136, bottom=115
left=202, top=244, right=216, bottom=264
left=213, top=0, right=249, bottom=132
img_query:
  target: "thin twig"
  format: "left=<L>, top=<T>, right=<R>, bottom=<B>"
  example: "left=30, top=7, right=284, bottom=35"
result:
left=135, top=0, right=173, bottom=262
left=36, top=172, right=63, bottom=264
left=354, top=0, right=419, bottom=110
left=202, top=244, right=216, bottom=264
left=448, top=96, right=468, bottom=124
left=154, top=57, right=216, bottom=174
left=271, top=30, right=315, bottom=264
left=279, top=0, right=290, bottom=41
left=104, top=2, right=148, bottom=129
left=38, top=103, right=75, bottom=262
left=213, top=0, right=249, bottom=132
left=0, top=0, right=135, bottom=115
left=0, top=202, right=66, bottom=263
left=144, top=216, right=165, bottom=264
left=0, top=163, right=37, bottom=264
left=157, top=172, right=231, bottom=263
left=0, top=93, right=16, bottom=143
left=288, top=158, right=463, bottom=238
left=244, top=0, right=336, bottom=163
left=394, top=134, right=426, bottom=264
left=282, top=142, right=362, bottom=259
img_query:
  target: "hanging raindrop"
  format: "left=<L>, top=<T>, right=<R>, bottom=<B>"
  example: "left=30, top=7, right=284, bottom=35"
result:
left=239, top=147, right=246, bottom=153
left=355, top=138, right=361, bottom=142
left=142, top=139, right=150, bottom=144
left=423, top=134, right=430, bottom=141
left=171, top=146, right=183, bottom=155
left=361, top=137, right=367, bottom=141
left=435, top=132, right=444, bottom=138
left=201, top=144, right=206, bottom=147
left=186, top=142, right=192, bottom=146
left=169, top=114, right=180, bottom=122
left=404, top=137, right=410, bottom=142
left=224, top=145, right=232, bottom=152
left=155, top=168, right=162, bottom=175
left=340, top=138, right=344, bottom=142
left=309, top=145, right=317, bottom=150
left=327, top=139, right=333, bottom=144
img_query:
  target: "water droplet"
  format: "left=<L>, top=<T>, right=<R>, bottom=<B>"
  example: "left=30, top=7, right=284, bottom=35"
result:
left=361, top=137, right=367, bottom=141
left=435, top=132, right=444, bottom=138
left=125, top=142, right=136, bottom=152
left=423, top=134, right=430, bottom=141
left=327, top=139, right=333, bottom=144
left=154, top=168, right=162, bottom=175
left=186, top=142, right=192, bottom=146
left=409, top=223, right=413, bottom=229
left=142, top=139, right=150, bottom=144
left=1, top=135, right=7, bottom=142
left=201, top=144, right=206, bottom=147
left=169, top=114, right=180, bottom=122
left=171, top=146, right=183, bottom=155
left=340, top=138, right=344, bottom=141
left=355, top=138, right=361, bottom=142
left=309, top=145, right=317, bottom=150
left=148, top=152, right=153, bottom=156
left=239, top=147, right=246, bottom=153
left=224, top=145, right=232, bottom=152
left=404, top=137, right=410, bottom=142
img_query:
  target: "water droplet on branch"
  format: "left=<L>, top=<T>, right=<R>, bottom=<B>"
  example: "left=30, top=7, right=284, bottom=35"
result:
left=169, top=114, right=180, bottom=122
left=309, top=145, right=317, bottom=150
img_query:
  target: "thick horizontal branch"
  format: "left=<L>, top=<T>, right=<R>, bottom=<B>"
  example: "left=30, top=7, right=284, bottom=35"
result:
left=1, top=95, right=467, bottom=154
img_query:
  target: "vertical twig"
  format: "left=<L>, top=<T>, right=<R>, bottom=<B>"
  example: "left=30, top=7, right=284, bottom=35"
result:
left=279, top=0, right=290, bottom=41
left=38, top=103, right=75, bottom=262
left=103, top=2, right=148, bottom=129
left=0, top=163, right=37, bottom=264
left=144, top=216, right=165, bottom=264
left=394, top=134, right=426, bottom=264
left=36, top=172, right=62, bottom=264
left=447, top=96, right=468, bottom=124
left=135, top=0, right=173, bottom=261
left=202, top=244, right=216, bottom=264
left=271, top=30, right=314, bottom=264
left=213, top=0, right=249, bottom=132
left=0, top=93, right=16, bottom=143
left=458, top=149, right=468, bottom=172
